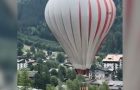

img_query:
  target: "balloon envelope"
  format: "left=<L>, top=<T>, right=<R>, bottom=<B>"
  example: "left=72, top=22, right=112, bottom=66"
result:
left=45, top=0, right=116, bottom=70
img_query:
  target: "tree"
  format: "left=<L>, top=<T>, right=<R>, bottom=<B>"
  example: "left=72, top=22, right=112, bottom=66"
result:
left=66, top=69, right=76, bottom=80
left=96, top=56, right=103, bottom=64
left=66, top=79, right=81, bottom=90
left=89, top=85, right=98, bottom=90
left=58, top=81, right=65, bottom=90
left=34, top=63, right=43, bottom=73
left=66, top=79, right=75, bottom=90
left=26, top=50, right=32, bottom=59
left=90, top=64, right=97, bottom=72
left=98, top=82, right=109, bottom=90
left=58, top=65, right=66, bottom=81
left=50, top=69, right=58, bottom=77
left=34, top=72, right=45, bottom=89
left=34, top=49, right=46, bottom=59
left=17, top=71, right=21, bottom=86
left=90, top=63, right=97, bottom=79
left=33, top=64, right=50, bottom=89
left=42, top=66, right=51, bottom=85
left=18, top=48, right=23, bottom=56
left=45, top=60, right=59, bottom=69
left=30, top=45, right=36, bottom=54
left=50, top=76, right=58, bottom=87
left=76, top=75, right=85, bottom=82
left=56, top=53, right=65, bottom=63
left=18, top=69, right=30, bottom=90
left=28, top=63, right=34, bottom=71
left=72, top=79, right=81, bottom=90
left=18, top=41, right=24, bottom=49
left=17, top=40, right=24, bottom=56
left=46, top=84, right=55, bottom=90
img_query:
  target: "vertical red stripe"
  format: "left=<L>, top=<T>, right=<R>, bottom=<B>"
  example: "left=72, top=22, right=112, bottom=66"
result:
left=96, top=36, right=106, bottom=56
left=93, top=0, right=101, bottom=41
left=79, top=2, right=82, bottom=40
left=106, top=0, right=114, bottom=32
left=96, top=0, right=115, bottom=54
left=99, top=0, right=109, bottom=39
left=88, top=0, right=92, bottom=41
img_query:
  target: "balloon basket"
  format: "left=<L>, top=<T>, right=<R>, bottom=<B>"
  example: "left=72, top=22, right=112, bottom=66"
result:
left=75, top=69, right=89, bottom=75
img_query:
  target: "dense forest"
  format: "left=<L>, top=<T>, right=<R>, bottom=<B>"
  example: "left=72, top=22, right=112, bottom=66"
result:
left=18, top=0, right=122, bottom=55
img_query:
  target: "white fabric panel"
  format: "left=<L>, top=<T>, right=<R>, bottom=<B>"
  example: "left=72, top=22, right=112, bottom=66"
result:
left=45, top=0, right=75, bottom=63
left=57, top=0, right=79, bottom=64
left=88, top=0, right=106, bottom=68
left=57, top=0, right=79, bottom=66
left=94, top=0, right=113, bottom=58
left=60, top=0, right=81, bottom=67
left=80, top=0, right=89, bottom=68
left=103, top=0, right=113, bottom=36
left=96, top=0, right=116, bottom=62
left=69, top=0, right=83, bottom=69
left=45, top=0, right=116, bottom=70
left=86, top=0, right=98, bottom=68
left=53, top=0, right=76, bottom=57
left=95, top=0, right=116, bottom=60
left=60, top=0, right=78, bottom=59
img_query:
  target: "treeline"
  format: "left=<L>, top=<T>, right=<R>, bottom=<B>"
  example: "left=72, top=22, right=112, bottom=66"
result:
left=18, top=32, right=63, bottom=52
left=18, top=0, right=122, bottom=55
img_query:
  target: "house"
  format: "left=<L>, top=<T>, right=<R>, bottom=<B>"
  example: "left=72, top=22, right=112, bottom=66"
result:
left=94, top=69, right=106, bottom=80
left=17, top=59, right=37, bottom=70
left=102, top=54, right=123, bottom=71
left=17, top=59, right=28, bottom=70
left=28, top=59, right=37, bottom=66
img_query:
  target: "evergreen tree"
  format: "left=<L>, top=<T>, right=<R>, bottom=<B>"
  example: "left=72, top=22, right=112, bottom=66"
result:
left=58, top=65, right=66, bottom=81
left=46, top=84, right=55, bottom=90
left=50, top=76, right=58, bottom=87
left=18, top=69, right=30, bottom=89
left=66, top=69, right=76, bottom=80
left=50, top=69, right=58, bottom=77
left=34, top=72, right=45, bottom=89
left=30, top=45, right=36, bottom=54
left=56, top=53, right=65, bottom=63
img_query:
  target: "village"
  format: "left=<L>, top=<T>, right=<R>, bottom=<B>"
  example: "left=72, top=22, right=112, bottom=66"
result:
left=17, top=45, right=123, bottom=90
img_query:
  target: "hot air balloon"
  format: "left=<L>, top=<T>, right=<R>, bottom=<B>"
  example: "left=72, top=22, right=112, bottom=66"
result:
left=45, top=0, right=116, bottom=75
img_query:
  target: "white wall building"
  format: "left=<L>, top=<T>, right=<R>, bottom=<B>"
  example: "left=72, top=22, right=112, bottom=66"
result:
left=17, top=59, right=28, bottom=70
left=94, top=70, right=106, bottom=80
left=103, top=54, right=123, bottom=71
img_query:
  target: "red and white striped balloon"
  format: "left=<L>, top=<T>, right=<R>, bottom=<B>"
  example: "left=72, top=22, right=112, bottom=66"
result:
left=45, top=0, right=116, bottom=72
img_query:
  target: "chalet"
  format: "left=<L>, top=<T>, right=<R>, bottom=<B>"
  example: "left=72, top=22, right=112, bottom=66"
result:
left=103, top=54, right=123, bottom=72
left=17, top=59, right=28, bottom=70
left=17, top=59, right=37, bottom=70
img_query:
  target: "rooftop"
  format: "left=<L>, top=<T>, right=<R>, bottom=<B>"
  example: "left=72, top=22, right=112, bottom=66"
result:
left=103, top=54, right=123, bottom=62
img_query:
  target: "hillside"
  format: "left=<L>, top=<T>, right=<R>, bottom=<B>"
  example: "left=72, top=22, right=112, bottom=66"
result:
left=18, top=0, right=122, bottom=55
